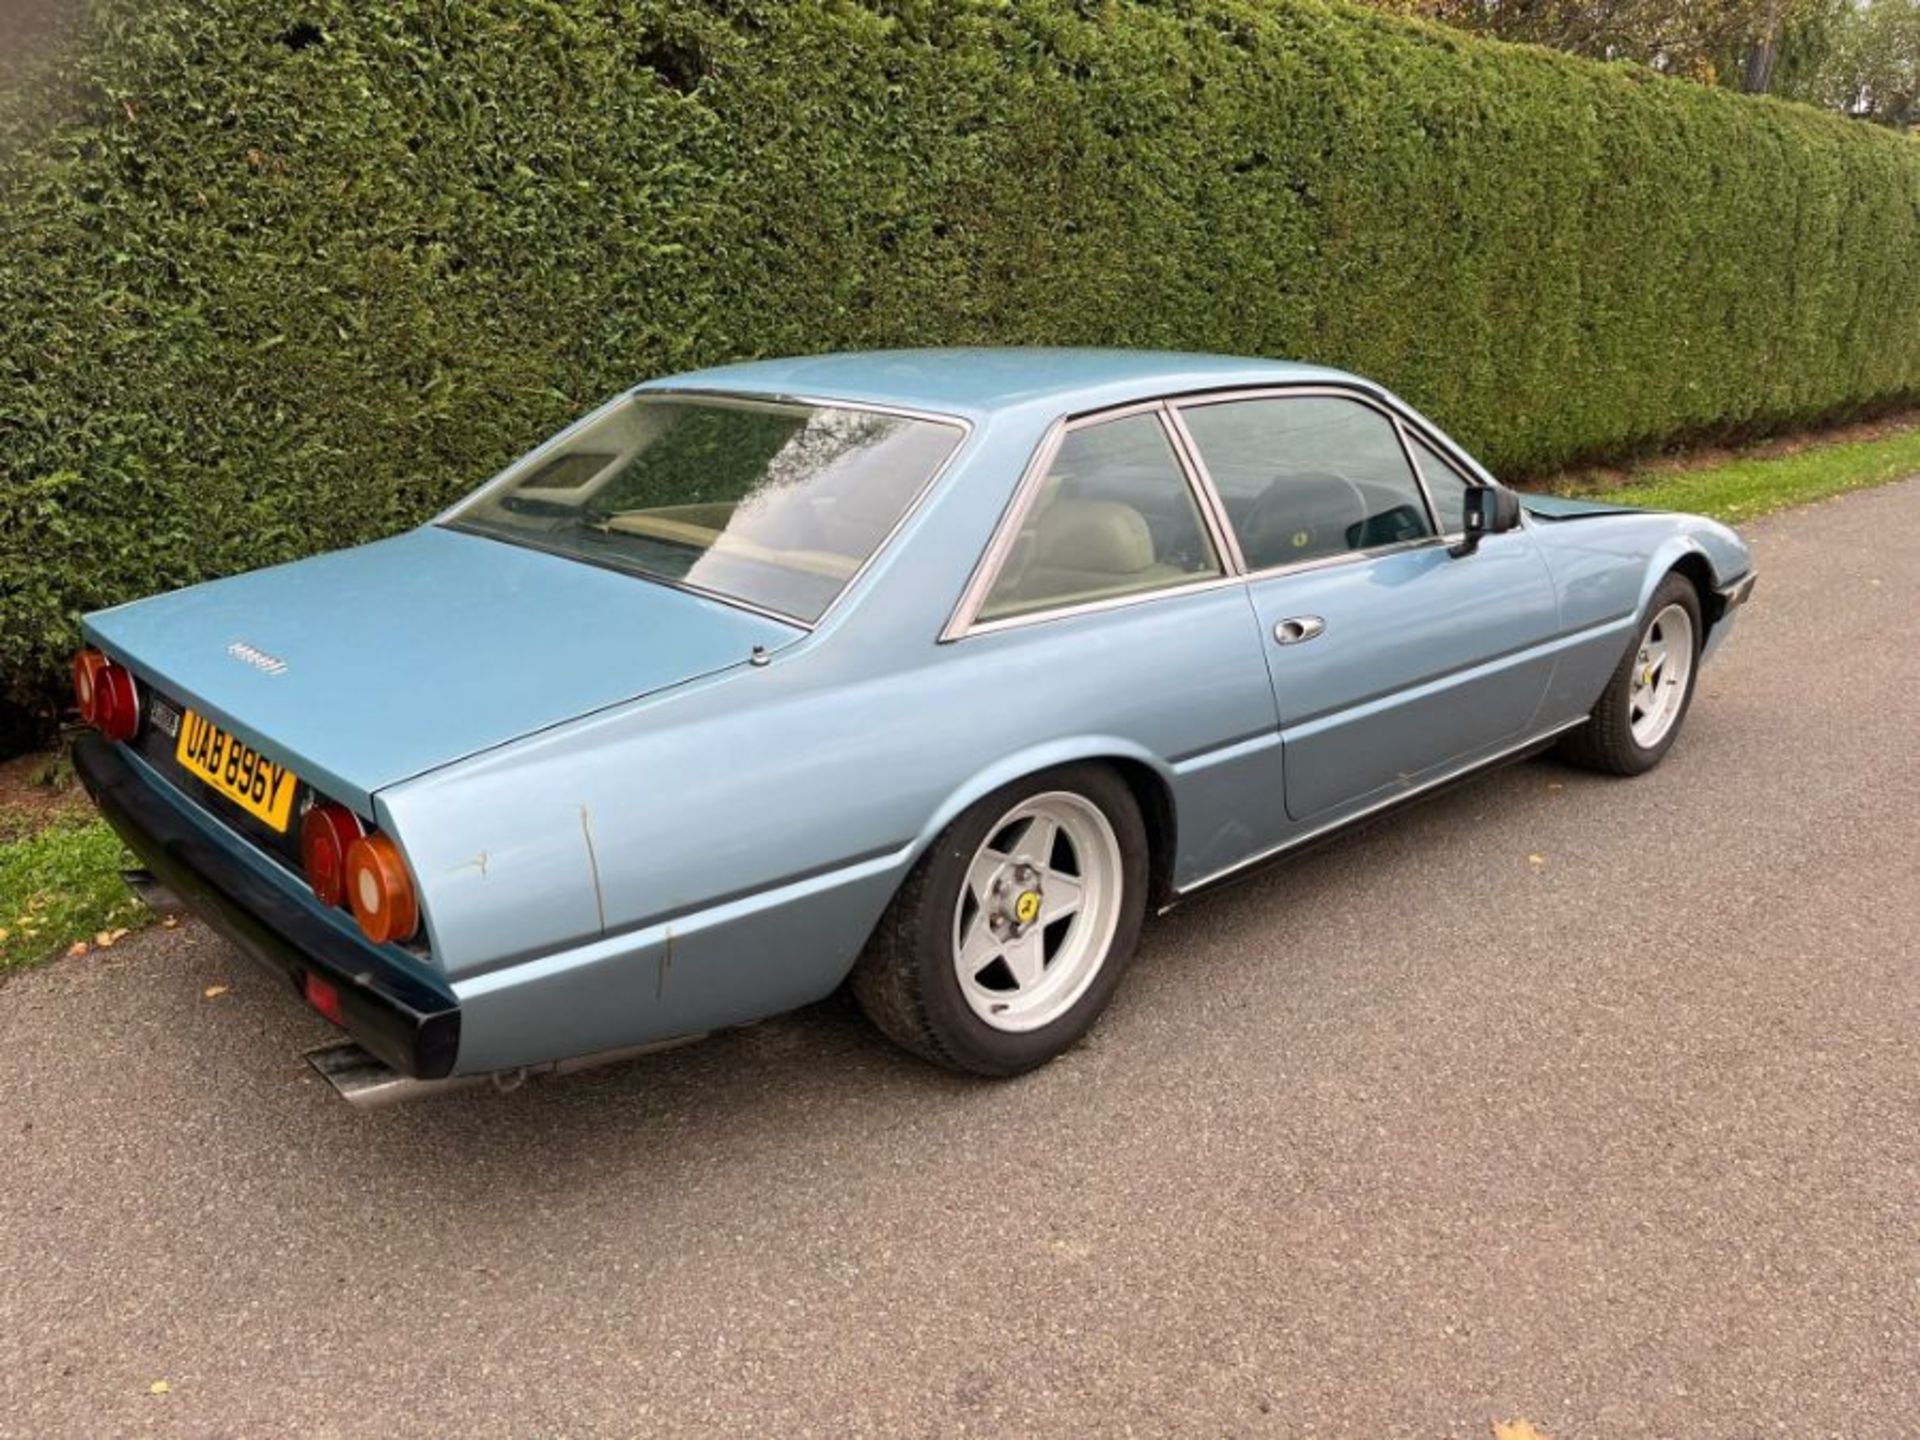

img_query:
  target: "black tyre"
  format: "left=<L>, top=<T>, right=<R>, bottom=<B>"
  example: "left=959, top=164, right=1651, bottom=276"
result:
left=1557, top=571, right=1704, bottom=776
left=851, top=763, right=1149, bottom=1075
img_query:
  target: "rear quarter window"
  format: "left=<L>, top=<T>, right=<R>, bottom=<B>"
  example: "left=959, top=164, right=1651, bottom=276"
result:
left=978, top=411, right=1223, bottom=622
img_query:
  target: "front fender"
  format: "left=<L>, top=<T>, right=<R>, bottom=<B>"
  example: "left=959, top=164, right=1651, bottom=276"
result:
left=1525, top=507, right=1754, bottom=725
left=1634, top=519, right=1751, bottom=616
left=1636, top=517, right=1755, bottom=664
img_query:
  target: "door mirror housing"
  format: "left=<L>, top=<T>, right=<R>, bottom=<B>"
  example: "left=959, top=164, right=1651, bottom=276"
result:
left=1449, top=484, right=1522, bottom=557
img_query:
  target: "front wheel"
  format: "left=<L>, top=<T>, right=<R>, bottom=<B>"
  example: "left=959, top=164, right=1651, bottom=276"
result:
left=852, top=763, right=1148, bottom=1075
left=1557, top=572, right=1703, bottom=776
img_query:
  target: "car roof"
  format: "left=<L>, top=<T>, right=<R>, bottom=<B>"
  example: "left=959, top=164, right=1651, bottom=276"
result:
left=635, top=347, right=1363, bottom=420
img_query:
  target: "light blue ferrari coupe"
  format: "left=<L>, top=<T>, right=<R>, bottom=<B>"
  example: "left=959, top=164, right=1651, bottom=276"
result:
left=71, top=350, right=1755, bottom=1102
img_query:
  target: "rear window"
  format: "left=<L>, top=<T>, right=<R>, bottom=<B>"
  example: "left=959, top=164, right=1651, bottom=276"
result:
left=445, top=394, right=965, bottom=623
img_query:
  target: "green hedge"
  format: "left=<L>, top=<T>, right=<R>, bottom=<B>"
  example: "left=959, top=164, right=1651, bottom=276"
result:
left=4, top=0, right=1918, bottom=733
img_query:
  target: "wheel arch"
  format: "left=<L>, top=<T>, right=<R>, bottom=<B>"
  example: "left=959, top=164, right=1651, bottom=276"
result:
left=1103, top=755, right=1179, bottom=912
left=1639, top=537, right=1726, bottom=630
left=910, top=738, right=1180, bottom=911
left=1663, top=548, right=1723, bottom=627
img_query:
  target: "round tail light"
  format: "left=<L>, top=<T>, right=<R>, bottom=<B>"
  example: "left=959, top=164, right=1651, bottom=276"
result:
left=344, top=833, right=419, bottom=945
left=299, top=802, right=365, bottom=908
left=72, top=648, right=139, bottom=741
left=72, top=649, right=109, bottom=726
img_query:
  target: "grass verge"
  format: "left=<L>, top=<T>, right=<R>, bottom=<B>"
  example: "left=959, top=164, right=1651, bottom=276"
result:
left=0, top=816, right=149, bottom=971
left=1568, top=419, right=1920, bottom=523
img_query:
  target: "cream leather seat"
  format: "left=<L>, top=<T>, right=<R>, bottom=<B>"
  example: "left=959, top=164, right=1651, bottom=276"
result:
left=992, top=497, right=1189, bottom=612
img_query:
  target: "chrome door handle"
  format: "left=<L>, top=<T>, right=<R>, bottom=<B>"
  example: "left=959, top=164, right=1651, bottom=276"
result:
left=1273, top=616, right=1325, bottom=645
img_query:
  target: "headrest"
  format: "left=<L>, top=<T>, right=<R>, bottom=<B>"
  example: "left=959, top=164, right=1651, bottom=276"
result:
left=1029, top=498, right=1156, bottom=575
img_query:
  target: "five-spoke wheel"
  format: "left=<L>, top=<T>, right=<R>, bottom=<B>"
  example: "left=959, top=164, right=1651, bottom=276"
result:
left=1628, top=601, right=1695, bottom=749
left=852, top=764, right=1148, bottom=1075
left=1559, top=570, right=1704, bottom=775
left=951, top=793, right=1124, bottom=1034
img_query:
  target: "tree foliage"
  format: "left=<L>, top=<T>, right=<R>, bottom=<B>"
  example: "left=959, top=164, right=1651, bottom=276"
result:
left=1375, top=0, right=1806, bottom=80
left=2, top=0, right=1918, bottom=736
left=1378, top=0, right=1918, bottom=114
left=1783, top=0, right=1920, bottom=124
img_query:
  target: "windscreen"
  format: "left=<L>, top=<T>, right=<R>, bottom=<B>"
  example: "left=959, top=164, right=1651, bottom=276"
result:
left=445, top=394, right=965, bottom=623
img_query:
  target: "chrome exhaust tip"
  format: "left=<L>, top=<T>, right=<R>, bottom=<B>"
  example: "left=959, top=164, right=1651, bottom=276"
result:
left=305, top=1032, right=709, bottom=1109
left=305, top=1041, right=481, bottom=1108
left=120, top=867, right=188, bottom=916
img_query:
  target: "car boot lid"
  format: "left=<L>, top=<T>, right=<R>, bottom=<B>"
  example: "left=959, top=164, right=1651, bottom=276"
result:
left=84, top=525, right=801, bottom=812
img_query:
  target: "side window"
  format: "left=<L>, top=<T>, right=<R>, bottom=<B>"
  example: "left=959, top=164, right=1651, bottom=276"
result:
left=979, top=412, right=1222, bottom=622
left=1180, top=396, right=1435, bottom=570
left=1407, top=433, right=1471, bottom=536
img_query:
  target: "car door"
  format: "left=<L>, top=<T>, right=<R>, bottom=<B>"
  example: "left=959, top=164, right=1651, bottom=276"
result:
left=1173, top=390, right=1561, bottom=822
left=943, top=404, right=1293, bottom=881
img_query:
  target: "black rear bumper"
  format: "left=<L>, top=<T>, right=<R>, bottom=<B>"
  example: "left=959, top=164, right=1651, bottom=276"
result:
left=72, top=734, right=459, bottom=1079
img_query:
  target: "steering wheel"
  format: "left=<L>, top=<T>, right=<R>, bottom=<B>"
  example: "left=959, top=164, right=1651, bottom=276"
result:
left=1241, top=469, right=1371, bottom=564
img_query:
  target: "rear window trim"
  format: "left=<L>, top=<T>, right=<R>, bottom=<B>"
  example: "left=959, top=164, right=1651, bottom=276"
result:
left=440, top=389, right=973, bottom=632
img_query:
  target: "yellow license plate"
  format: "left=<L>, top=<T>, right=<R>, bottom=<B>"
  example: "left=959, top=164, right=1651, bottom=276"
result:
left=175, top=710, right=300, bottom=832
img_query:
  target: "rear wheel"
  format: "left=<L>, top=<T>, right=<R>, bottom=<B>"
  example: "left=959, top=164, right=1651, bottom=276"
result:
left=852, top=764, right=1148, bottom=1075
left=1558, top=572, right=1703, bottom=775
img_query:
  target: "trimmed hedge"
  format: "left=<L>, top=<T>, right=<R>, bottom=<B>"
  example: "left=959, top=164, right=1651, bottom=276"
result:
left=3, top=0, right=1919, bottom=732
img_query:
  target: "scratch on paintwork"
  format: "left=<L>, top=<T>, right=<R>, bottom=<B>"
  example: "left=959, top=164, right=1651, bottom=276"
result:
left=657, top=926, right=675, bottom=1000
left=451, top=851, right=490, bottom=879
left=579, top=805, right=607, bottom=936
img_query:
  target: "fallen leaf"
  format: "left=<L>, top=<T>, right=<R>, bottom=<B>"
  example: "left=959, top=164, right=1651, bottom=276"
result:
left=161, top=915, right=181, bottom=929
left=1492, top=1422, right=1552, bottom=1440
left=148, top=1380, right=171, bottom=1396
left=95, top=927, right=130, bottom=948
left=1527, top=853, right=1547, bottom=867
left=203, top=985, right=229, bottom=1000
left=1545, top=781, right=1564, bottom=791
left=66, top=941, right=90, bottom=958
left=0, top=928, right=9, bottom=943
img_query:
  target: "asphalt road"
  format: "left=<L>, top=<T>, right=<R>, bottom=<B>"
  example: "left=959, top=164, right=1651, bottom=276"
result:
left=3, top=481, right=1916, bottom=1439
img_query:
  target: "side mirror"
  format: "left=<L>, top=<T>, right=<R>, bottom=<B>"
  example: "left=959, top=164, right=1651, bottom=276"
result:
left=1449, top=484, right=1522, bottom=558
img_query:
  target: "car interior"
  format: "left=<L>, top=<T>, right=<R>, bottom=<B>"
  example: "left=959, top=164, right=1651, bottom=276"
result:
left=979, top=406, right=1438, bottom=619
left=1183, top=398, right=1437, bottom=569
left=470, top=394, right=1438, bottom=626
left=978, top=419, right=1223, bottom=620
left=459, top=396, right=963, bottom=621
left=1230, top=470, right=1432, bottom=566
